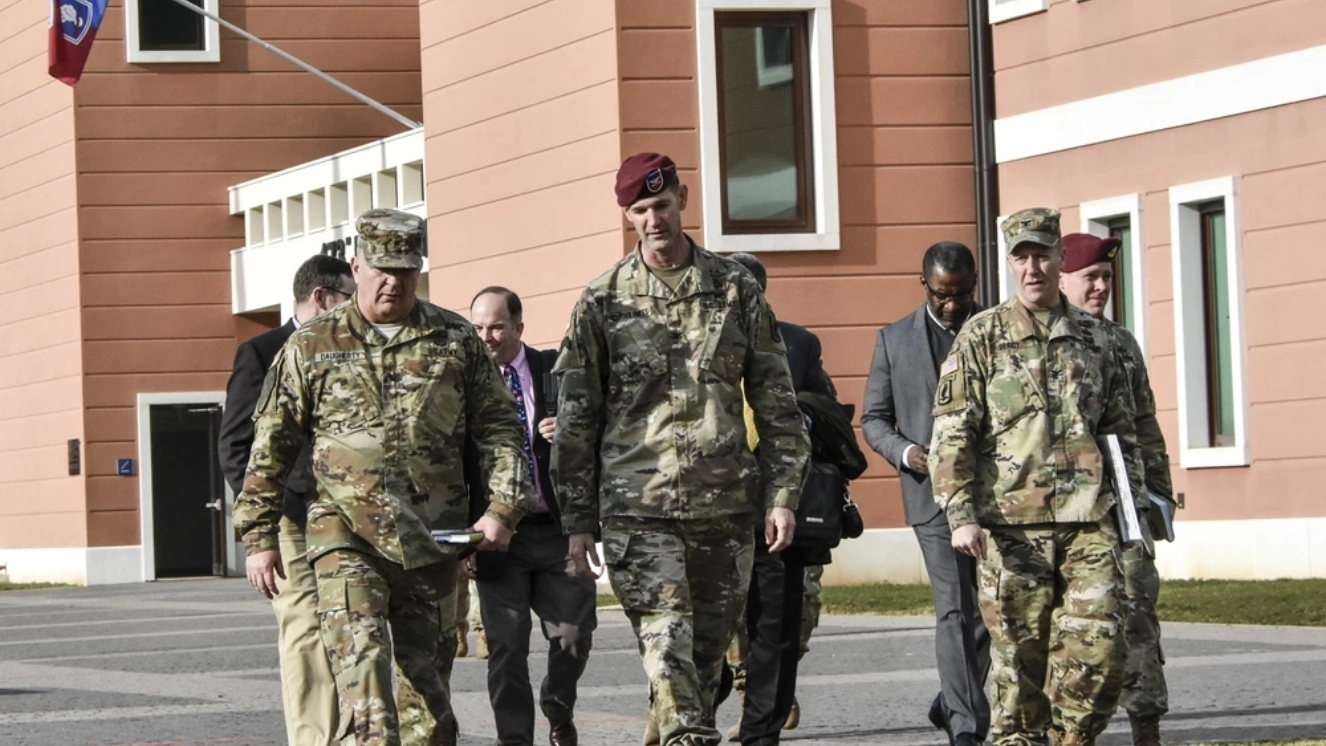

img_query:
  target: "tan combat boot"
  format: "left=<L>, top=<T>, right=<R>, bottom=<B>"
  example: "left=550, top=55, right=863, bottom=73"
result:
left=475, top=628, right=490, bottom=660
left=455, top=621, right=469, bottom=658
left=1129, top=714, right=1161, bottom=746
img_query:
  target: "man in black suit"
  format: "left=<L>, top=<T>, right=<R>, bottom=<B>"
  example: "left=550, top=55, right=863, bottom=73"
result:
left=724, top=253, right=833, bottom=746
left=861, top=241, right=990, bottom=746
left=217, top=253, right=353, bottom=746
left=466, top=287, right=596, bottom=746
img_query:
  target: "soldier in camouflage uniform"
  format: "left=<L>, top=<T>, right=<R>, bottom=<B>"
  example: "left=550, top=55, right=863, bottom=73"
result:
left=552, top=153, right=810, bottom=746
left=234, top=208, right=535, bottom=746
left=1058, top=233, right=1175, bottom=746
left=928, top=208, right=1147, bottom=746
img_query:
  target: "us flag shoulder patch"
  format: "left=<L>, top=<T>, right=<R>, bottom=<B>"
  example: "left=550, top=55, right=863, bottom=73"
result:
left=940, top=356, right=959, bottom=378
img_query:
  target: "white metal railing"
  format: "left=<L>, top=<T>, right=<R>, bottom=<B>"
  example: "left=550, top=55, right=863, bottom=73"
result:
left=228, top=127, right=427, bottom=315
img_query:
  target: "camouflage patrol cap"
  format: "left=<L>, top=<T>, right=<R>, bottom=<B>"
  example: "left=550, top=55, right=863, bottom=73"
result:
left=1001, top=207, right=1061, bottom=252
left=355, top=208, right=425, bottom=270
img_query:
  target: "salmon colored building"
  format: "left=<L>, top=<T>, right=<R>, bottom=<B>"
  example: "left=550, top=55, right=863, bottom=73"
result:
left=988, top=0, right=1326, bottom=579
left=3, top=0, right=1320, bottom=585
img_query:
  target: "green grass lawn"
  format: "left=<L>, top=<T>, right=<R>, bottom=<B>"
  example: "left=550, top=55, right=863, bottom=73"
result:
left=819, top=578, right=1326, bottom=627
left=0, top=581, right=69, bottom=592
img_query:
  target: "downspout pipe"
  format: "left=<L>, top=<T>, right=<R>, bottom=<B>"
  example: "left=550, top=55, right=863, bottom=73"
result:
left=968, top=0, right=1001, bottom=304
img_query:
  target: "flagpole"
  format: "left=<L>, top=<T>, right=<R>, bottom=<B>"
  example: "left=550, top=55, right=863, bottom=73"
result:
left=157, top=0, right=422, bottom=130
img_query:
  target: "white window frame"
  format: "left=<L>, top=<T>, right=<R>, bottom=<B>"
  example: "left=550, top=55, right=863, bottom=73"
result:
left=1080, top=193, right=1147, bottom=357
left=696, top=0, right=840, bottom=253
left=990, top=0, right=1048, bottom=25
left=995, top=213, right=1014, bottom=302
left=1168, top=176, right=1249, bottom=469
left=125, top=0, right=221, bottom=64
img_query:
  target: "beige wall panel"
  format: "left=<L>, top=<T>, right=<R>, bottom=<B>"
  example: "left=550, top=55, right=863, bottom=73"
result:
left=87, top=509, right=139, bottom=546
left=82, top=306, right=236, bottom=341
left=78, top=206, right=234, bottom=241
left=74, top=138, right=387, bottom=174
left=81, top=271, right=230, bottom=307
left=514, top=289, right=594, bottom=350
left=1242, top=160, right=1326, bottom=232
left=839, top=165, right=975, bottom=225
left=418, top=0, right=558, bottom=41
left=616, top=80, right=702, bottom=132
left=83, top=373, right=232, bottom=409
left=0, top=511, right=87, bottom=549
left=1178, top=457, right=1326, bottom=520
left=76, top=106, right=408, bottom=142
left=0, top=410, right=82, bottom=455
left=812, top=327, right=883, bottom=382
left=996, top=0, right=1325, bottom=117
left=767, top=275, right=930, bottom=329
left=1247, top=341, right=1326, bottom=405
left=430, top=175, right=623, bottom=265
left=0, top=375, right=82, bottom=423
left=434, top=231, right=621, bottom=309
left=85, top=475, right=139, bottom=513
left=0, top=310, right=81, bottom=358
left=0, top=275, right=79, bottom=325
left=82, top=339, right=237, bottom=376
left=0, top=249, right=78, bottom=301
left=0, top=445, right=82, bottom=485
left=0, top=118, right=75, bottom=182
left=618, top=29, right=696, bottom=80
left=836, top=77, right=973, bottom=126
left=1244, top=284, right=1324, bottom=348
left=0, top=341, right=82, bottom=391
left=79, top=239, right=235, bottom=274
left=84, top=407, right=135, bottom=447
left=423, top=0, right=614, bottom=84
left=837, top=126, right=973, bottom=167
left=430, top=133, right=620, bottom=216
left=1244, top=222, right=1326, bottom=291
left=834, top=26, right=971, bottom=76
left=834, top=0, right=969, bottom=27
left=423, top=32, right=616, bottom=134
left=75, top=72, right=422, bottom=108
left=0, top=472, right=85, bottom=517
left=427, top=82, right=618, bottom=180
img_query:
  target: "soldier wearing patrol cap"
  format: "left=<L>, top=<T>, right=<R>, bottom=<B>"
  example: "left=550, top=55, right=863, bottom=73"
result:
left=1059, top=233, right=1175, bottom=746
left=927, top=208, right=1147, bottom=746
left=551, top=153, right=811, bottom=746
left=234, top=208, right=535, bottom=746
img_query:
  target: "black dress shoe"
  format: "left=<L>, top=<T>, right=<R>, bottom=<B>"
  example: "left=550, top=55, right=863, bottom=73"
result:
left=549, top=720, right=578, bottom=746
left=928, top=695, right=954, bottom=746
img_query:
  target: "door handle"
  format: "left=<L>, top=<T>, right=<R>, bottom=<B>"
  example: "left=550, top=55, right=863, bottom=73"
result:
left=205, top=500, right=223, bottom=511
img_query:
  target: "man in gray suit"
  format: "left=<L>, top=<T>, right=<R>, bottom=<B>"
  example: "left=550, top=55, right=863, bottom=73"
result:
left=861, top=242, right=989, bottom=746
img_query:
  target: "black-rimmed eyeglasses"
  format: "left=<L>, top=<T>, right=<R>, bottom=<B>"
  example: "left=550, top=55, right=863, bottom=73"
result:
left=922, top=279, right=975, bottom=305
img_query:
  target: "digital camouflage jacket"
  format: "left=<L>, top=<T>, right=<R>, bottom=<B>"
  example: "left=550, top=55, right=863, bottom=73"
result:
left=233, top=299, right=534, bottom=569
left=551, top=240, right=810, bottom=534
left=927, top=297, right=1145, bottom=529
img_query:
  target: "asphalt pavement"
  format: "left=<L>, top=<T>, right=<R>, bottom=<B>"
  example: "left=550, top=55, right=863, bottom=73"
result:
left=1, top=577, right=1324, bottom=745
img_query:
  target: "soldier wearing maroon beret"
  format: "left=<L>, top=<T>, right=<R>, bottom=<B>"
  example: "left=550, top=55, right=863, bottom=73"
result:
left=552, top=153, right=810, bottom=746
left=1058, top=232, right=1175, bottom=746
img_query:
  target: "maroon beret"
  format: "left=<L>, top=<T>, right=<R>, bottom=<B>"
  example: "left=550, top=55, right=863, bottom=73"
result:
left=615, top=152, right=678, bottom=207
left=1062, top=233, right=1122, bottom=273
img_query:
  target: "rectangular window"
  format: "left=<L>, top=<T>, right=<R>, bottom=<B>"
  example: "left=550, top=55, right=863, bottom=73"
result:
left=1198, top=203, right=1235, bottom=446
left=126, top=0, right=220, bottom=63
left=990, top=0, right=1048, bottom=25
left=138, top=0, right=204, bottom=51
left=715, top=12, right=814, bottom=234
left=697, top=0, right=840, bottom=253
left=1080, top=194, right=1147, bottom=354
left=1108, top=217, right=1134, bottom=331
left=1168, top=176, right=1247, bottom=468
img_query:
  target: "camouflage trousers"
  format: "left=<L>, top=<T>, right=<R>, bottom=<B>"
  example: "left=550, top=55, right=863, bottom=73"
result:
left=604, top=516, right=754, bottom=746
left=1118, top=544, right=1167, bottom=718
left=313, top=549, right=460, bottom=746
left=725, top=563, right=825, bottom=691
left=978, top=522, right=1126, bottom=746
